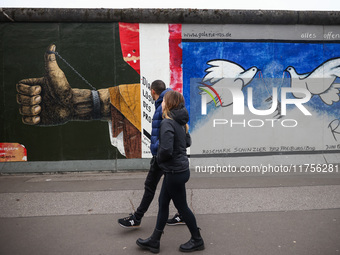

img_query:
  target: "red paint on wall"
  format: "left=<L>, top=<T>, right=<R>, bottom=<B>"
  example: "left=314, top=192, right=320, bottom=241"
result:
left=169, top=24, right=183, bottom=92
left=119, top=23, right=140, bottom=74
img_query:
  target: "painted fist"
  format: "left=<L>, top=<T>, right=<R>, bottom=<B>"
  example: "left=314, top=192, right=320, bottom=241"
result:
left=16, top=44, right=73, bottom=125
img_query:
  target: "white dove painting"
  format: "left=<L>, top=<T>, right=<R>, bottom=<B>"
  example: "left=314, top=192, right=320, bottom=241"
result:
left=285, top=57, right=340, bottom=105
left=199, top=60, right=259, bottom=107
left=183, top=39, right=340, bottom=159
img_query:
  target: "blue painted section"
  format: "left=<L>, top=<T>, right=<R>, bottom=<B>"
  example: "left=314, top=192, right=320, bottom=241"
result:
left=183, top=41, right=340, bottom=131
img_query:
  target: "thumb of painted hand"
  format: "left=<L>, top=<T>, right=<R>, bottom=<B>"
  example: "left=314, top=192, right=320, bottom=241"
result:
left=44, top=44, right=73, bottom=103
left=36, top=44, right=74, bottom=125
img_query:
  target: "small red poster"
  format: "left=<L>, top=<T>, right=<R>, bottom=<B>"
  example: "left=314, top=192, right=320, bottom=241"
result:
left=0, top=143, right=27, bottom=162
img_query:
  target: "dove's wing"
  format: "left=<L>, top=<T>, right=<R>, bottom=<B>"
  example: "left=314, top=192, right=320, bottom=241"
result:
left=308, top=58, right=340, bottom=78
left=305, top=58, right=340, bottom=94
left=203, top=60, right=245, bottom=83
left=319, top=83, right=340, bottom=105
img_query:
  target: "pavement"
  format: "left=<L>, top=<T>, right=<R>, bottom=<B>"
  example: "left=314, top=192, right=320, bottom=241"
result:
left=0, top=169, right=340, bottom=255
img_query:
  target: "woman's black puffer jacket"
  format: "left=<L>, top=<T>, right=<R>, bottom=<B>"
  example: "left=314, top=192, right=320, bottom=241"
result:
left=157, top=105, right=191, bottom=173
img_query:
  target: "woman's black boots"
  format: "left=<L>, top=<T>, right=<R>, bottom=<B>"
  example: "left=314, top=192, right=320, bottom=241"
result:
left=179, top=228, right=205, bottom=252
left=136, top=228, right=163, bottom=253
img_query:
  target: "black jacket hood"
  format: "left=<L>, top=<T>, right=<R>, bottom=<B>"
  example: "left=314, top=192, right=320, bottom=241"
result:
left=169, top=104, right=189, bottom=125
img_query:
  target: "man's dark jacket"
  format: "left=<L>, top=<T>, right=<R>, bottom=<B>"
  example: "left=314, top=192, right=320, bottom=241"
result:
left=150, top=88, right=172, bottom=156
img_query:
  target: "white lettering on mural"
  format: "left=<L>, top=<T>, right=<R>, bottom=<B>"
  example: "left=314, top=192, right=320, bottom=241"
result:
left=324, top=32, right=340, bottom=40
left=301, top=32, right=317, bottom=39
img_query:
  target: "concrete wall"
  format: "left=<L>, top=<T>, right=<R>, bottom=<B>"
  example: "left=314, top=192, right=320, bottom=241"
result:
left=1, top=9, right=340, bottom=173
left=1, top=8, right=340, bottom=24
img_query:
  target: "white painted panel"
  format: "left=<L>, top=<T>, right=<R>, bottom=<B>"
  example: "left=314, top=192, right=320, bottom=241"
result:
left=139, top=24, right=170, bottom=158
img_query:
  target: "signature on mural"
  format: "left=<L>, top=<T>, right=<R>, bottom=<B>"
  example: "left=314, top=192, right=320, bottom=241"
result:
left=328, top=119, right=340, bottom=141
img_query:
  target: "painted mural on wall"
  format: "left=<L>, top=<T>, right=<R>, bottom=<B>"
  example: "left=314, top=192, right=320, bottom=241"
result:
left=181, top=24, right=340, bottom=156
left=1, top=22, right=340, bottom=162
left=1, top=23, right=142, bottom=161
left=1, top=23, right=174, bottom=161
left=9, top=23, right=149, bottom=161
left=16, top=43, right=142, bottom=159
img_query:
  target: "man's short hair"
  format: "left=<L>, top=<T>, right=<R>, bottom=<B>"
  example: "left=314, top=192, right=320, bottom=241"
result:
left=151, top=80, right=166, bottom=95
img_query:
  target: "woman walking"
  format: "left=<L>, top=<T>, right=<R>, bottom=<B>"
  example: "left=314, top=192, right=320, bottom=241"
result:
left=136, top=91, right=204, bottom=253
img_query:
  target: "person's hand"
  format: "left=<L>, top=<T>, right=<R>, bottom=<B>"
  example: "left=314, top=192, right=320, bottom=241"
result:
left=16, top=44, right=73, bottom=125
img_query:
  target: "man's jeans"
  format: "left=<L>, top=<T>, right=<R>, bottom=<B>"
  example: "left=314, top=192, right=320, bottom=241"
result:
left=134, top=156, right=163, bottom=220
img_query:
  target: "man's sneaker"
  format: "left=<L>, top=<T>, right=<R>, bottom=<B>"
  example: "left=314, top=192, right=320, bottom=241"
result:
left=118, top=213, right=141, bottom=228
left=167, top=213, right=185, bottom=226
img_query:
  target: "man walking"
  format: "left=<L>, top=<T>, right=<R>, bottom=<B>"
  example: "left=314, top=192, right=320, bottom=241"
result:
left=118, top=80, right=184, bottom=228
